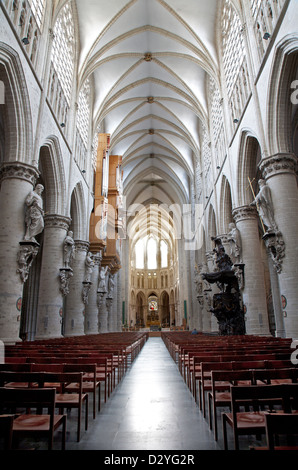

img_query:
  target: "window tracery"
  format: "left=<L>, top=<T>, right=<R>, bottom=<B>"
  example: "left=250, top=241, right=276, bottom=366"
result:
left=51, top=2, right=74, bottom=105
left=250, top=0, right=286, bottom=62
left=221, top=1, right=251, bottom=129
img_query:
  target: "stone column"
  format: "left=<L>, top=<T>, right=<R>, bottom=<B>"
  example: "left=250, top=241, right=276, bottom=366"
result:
left=98, top=294, right=108, bottom=333
left=260, top=153, right=298, bottom=338
left=35, top=214, right=71, bottom=339
left=233, top=206, right=270, bottom=335
left=84, top=252, right=102, bottom=334
left=267, top=255, right=285, bottom=338
left=0, top=162, right=40, bottom=343
left=64, top=240, right=89, bottom=337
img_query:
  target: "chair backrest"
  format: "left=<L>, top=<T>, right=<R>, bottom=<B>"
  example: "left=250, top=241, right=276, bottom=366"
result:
left=253, top=368, right=297, bottom=384
left=0, top=371, right=41, bottom=387
left=0, top=386, right=56, bottom=413
left=31, top=364, right=64, bottom=373
left=230, top=383, right=298, bottom=413
left=0, top=371, right=83, bottom=391
left=0, top=363, right=32, bottom=371
left=211, top=369, right=254, bottom=388
left=265, top=412, right=298, bottom=450
left=0, top=414, right=14, bottom=450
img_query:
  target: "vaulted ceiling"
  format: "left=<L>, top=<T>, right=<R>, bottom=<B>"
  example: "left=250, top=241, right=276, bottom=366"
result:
left=74, top=0, right=220, bottom=209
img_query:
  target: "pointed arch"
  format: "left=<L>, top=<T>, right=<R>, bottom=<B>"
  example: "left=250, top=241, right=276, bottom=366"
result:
left=69, top=182, right=87, bottom=240
left=39, top=136, right=67, bottom=215
left=0, top=42, right=33, bottom=165
left=267, top=34, right=298, bottom=155
left=219, top=175, right=234, bottom=233
left=237, top=130, right=263, bottom=207
left=207, top=204, right=217, bottom=251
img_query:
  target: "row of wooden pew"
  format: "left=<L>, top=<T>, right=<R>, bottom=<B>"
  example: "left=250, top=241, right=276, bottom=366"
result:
left=162, top=331, right=298, bottom=450
left=0, top=331, right=148, bottom=450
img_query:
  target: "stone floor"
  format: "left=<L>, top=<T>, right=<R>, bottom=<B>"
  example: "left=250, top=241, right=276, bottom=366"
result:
left=9, top=337, right=270, bottom=454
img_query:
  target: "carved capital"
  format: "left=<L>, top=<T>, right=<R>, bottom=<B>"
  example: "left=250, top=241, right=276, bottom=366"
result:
left=75, top=240, right=90, bottom=253
left=44, top=214, right=71, bottom=231
left=0, top=162, right=40, bottom=186
left=232, top=205, right=258, bottom=223
left=260, top=153, right=297, bottom=180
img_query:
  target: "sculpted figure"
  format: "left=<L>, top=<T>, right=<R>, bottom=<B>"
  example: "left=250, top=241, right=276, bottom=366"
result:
left=24, top=184, right=44, bottom=242
left=85, top=252, right=94, bottom=282
left=63, top=231, right=75, bottom=267
left=251, top=179, right=277, bottom=233
left=98, top=266, right=108, bottom=292
left=227, top=222, right=241, bottom=260
left=107, top=273, right=115, bottom=298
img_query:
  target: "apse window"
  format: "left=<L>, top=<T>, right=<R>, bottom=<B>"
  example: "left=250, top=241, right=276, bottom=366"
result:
left=160, top=240, right=168, bottom=268
left=147, top=238, right=157, bottom=270
left=135, top=239, right=145, bottom=269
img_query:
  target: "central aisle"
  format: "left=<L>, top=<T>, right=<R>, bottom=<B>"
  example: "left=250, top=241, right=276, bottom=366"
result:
left=70, top=337, right=220, bottom=450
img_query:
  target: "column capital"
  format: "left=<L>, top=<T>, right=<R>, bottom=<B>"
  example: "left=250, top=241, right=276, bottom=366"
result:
left=232, top=205, right=258, bottom=223
left=0, top=161, right=40, bottom=186
left=75, top=240, right=90, bottom=253
left=259, top=153, right=297, bottom=180
left=44, top=214, right=71, bottom=231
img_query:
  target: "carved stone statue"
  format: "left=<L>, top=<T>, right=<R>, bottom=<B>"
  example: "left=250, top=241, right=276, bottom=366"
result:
left=84, top=252, right=94, bottom=283
left=227, top=222, right=241, bottom=261
left=17, top=244, right=39, bottom=282
left=24, top=184, right=44, bottom=243
left=107, top=273, right=115, bottom=299
left=98, top=266, right=108, bottom=293
left=63, top=231, right=75, bottom=268
left=250, top=179, right=277, bottom=233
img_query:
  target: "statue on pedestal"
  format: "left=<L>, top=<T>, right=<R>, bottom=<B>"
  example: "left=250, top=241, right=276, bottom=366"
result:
left=227, top=222, right=242, bottom=261
left=98, top=266, right=108, bottom=293
left=24, top=184, right=44, bottom=243
left=63, top=231, right=75, bottom=268
left=84, top=252, right=94, bottom=283
left=250, top=179, right=277, bottom=234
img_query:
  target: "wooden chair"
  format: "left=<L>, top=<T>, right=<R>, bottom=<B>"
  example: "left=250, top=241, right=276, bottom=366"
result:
left=253, top=368, right=298, bottom=386
left=222, top=384, right=298, bottom=450
left=0, top=387, right=66, bottom=450
left=208, top=369, right=254, bottom=441
left=63, top=364, right=100, bottom=418
left=264, top=412, right=298, bottom=450
left=39, top=372, right=88, bottom=443
left=197, top=361, right=234, bottom=416
left=0, top=414, right=14, bottom=450
left=0, top=371, right=88, bottom=443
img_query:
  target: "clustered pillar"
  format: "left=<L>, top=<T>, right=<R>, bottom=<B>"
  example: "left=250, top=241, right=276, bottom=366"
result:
left=0, top=162, right=40, bottom=343
left=64, top=240, right=90, bottom=336
left=233, top=205, right=271, bottom=335
left=35, top=214, right=71, bottom=339
left=260, top=153, right=298, bottom=338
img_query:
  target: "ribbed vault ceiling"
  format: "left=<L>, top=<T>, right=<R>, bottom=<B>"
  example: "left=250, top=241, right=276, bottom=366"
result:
left=74, top=0, right=219, bottom=210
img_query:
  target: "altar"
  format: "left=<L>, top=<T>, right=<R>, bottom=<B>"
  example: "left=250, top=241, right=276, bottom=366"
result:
left=146, top=297, right=161, bottom=328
